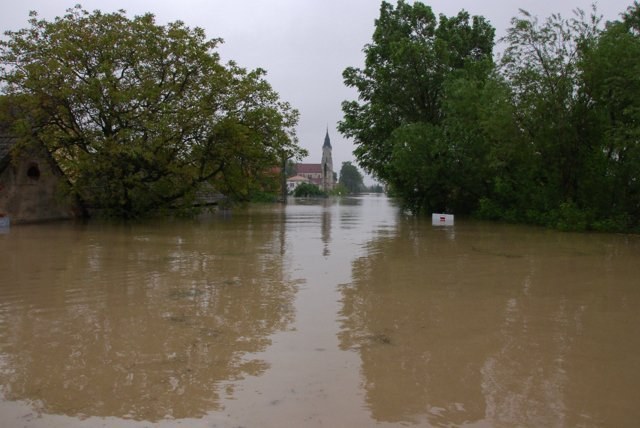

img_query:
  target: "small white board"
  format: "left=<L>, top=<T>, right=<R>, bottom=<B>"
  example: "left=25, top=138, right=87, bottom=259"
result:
left=432, top=213, right=454, bottom=226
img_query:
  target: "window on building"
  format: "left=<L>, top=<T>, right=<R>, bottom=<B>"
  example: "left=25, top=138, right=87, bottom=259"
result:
left=27, top=163, right=40, bottom=181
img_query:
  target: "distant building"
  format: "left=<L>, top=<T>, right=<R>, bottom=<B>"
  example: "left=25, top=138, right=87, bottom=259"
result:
left=0, top=125, right=83, bottom=223
left=296, top=129, right=335, bottom=192
left=286, top=175, right=310, bottom=194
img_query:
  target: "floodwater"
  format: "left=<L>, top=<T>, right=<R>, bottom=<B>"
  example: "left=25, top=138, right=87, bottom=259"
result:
left=1, top=195, right=639, bottom=427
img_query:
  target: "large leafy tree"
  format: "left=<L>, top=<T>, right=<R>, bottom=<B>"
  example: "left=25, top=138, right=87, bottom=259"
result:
left=579, top=2, right=640, bottom=228
left=339, top=1, right=495, bottom=213
left=498, top=8, right=602, bottom=222
left=338, top=161, right=364, bottom=194
left=477, top=4, right=640, bottom=231
left=0, top=6, right=304, bottom=218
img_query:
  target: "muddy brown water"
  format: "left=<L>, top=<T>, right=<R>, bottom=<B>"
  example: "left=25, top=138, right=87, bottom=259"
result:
left=1, top=195, right=639, bottom=427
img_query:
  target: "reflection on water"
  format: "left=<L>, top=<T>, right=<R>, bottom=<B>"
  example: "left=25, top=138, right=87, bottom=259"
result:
left=339, top=218, right=640, bottom=427
left=0, top=210, right=297, bottom=421
left=1, top=196, right=640, bottom=427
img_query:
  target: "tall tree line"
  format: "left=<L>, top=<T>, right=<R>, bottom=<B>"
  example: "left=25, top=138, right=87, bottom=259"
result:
left=340, top=1, right=640, bottom=232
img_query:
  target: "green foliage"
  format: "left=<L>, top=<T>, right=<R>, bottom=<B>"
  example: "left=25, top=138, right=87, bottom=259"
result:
left=330, top=183, right=349, bottom=196
left=341, top=1, right=640, bottom=232
left=483, top=4, right=640, bottom=231
left=292, top=182, right=326, bottom=198
left=500, top=8, right=602, bottom=209
left=249, top=191, right=278, bottom=203
left=0, top=6, right=304, bottom=219
left=338, top=161, right=365, bottom=194
left=339, top=0, right=495, bottom=213
left=578, top=4, right=640, bottom=229
left=284, top=160, right=298, bottom=177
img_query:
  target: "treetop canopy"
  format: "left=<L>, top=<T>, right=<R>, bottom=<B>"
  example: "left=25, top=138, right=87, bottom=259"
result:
left=0, top=5, right=306, bottom=218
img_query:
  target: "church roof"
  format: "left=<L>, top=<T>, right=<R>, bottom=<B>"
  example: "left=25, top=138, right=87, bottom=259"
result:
left=296, top=163, right=322, bottom=174
left=323, top=129, right=332, bottom=149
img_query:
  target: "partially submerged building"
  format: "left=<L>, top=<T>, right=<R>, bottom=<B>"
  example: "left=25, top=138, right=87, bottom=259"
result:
left=286, top=175, right=310, bottom=194
left=0, top=125, right=82, bottom=224
left=295, top=129, right=335, bottom=192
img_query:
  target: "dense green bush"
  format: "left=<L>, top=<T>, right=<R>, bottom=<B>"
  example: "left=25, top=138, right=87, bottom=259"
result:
left=293, top=183, right=326, bottom=198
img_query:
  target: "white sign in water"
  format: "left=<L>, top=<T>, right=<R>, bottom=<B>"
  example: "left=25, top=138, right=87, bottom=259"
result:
left=432, top=213, right=454, bottom=226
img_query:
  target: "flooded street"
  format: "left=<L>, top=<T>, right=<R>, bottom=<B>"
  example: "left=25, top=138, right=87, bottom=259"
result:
left=1, top=195, right=639, bottom=427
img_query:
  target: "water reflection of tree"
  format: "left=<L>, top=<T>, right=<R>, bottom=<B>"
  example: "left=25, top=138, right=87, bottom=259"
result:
left=321, top=200, right=331, bottom=257
left=339, top=222, right=497, bottom=426
left=0, top=210, right=297, bottom=421
left=339, top=221, right=640, bottom=426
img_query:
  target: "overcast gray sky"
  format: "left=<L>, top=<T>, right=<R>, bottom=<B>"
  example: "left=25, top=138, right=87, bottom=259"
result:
left=0, top=1, right=634, bottom=182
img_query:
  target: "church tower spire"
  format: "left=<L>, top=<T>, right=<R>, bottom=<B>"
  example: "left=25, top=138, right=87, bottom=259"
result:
left=323, top=126, right=331, bottom=149
left=321, top=127, right=334, bottom=192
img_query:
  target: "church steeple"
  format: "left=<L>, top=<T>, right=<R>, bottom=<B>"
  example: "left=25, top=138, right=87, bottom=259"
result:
left=323, top=127, right=331, bottom=149
left=321, top=127, right=334, bottom=191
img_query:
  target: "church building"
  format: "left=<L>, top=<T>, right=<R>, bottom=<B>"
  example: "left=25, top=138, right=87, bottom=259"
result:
left=294, top=129, right=335, bottom=192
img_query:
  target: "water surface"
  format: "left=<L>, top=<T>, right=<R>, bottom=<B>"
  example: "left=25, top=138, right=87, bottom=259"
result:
left=0, top=196, right=639, bottom=427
